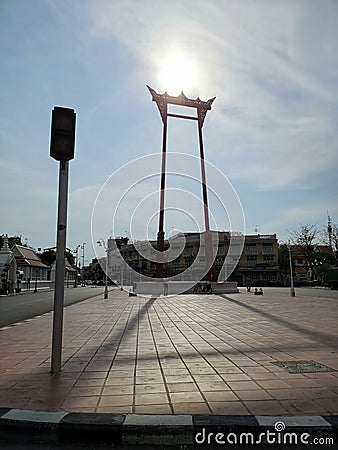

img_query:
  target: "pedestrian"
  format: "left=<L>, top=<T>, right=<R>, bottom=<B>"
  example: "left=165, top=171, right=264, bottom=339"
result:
left=27, top=277, right=31, bottom=290
left=246, top=278, right=252, bottom=292
left=163, top=277, right=168, bottom=296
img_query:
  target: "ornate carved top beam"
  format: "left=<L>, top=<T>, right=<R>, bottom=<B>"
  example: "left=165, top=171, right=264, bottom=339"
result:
left=147, top=85, right=215, bottom=127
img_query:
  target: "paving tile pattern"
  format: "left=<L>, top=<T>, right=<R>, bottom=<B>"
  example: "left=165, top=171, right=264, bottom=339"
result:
left=0, top=288, right=337, bottom=415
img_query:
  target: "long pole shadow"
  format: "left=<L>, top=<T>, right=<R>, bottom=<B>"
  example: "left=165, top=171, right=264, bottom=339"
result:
left=218, top=294, right=337, bottom=348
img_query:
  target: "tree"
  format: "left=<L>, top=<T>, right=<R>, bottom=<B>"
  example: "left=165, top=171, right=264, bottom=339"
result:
left=38, top=249, right=56, bottom=266
left=290, top=224, right=321, bottom=281
left=312, top=249, right=336, bottom=283
left=38, top=248, right=75, bottom=267
left=278, top=244, right=290, bottom=285
left=115, top=237, right=129, bottom=248
left=324, top=222, right=338, bottom=267
left=332, top=224, right=338, bottom=266
left=0, top=235, right=22, bottom=249
left=87, top=258, right=105, bottom=283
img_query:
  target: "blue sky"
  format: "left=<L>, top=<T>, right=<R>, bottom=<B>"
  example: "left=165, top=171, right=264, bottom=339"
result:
left=1, top=0, right=337, bottom=263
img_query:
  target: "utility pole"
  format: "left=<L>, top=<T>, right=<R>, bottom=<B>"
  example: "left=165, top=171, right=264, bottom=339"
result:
left=97, top=239, right=109, bottom=299
left=288, top=241, right=295, bottom=297
left=50, top=106, right=76, bottom=373
left=81, top=243, right=86, bottom=286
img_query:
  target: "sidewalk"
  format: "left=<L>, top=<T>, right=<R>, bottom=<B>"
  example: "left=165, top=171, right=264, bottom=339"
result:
left=0, top=287, right=337, bottom=416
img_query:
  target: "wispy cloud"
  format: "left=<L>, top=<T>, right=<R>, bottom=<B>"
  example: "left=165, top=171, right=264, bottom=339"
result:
left=85, top=0, right=338, bottom=192
left=2, top=0, right=337, bottom=258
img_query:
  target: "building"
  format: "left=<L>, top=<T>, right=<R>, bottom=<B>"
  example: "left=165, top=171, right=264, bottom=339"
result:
left=235, top=234, right=280, bottom=286
left=107, top=232, right=281, bottom=287
left=51, top=258, right=77, bottom=282
left=0, top=236, right=17, bottom=294
left=11, top=245, right=50, bottom=281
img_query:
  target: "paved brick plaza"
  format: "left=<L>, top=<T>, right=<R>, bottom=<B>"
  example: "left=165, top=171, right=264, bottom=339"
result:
left=0, top=288, right=337, bottom=415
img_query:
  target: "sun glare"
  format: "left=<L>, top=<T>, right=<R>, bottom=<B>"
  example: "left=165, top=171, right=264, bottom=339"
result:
left=157, top=51, right=199, bottom=96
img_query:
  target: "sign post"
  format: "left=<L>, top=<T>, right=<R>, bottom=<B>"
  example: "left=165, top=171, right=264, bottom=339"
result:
left=50, top=107, right=76, bottom=373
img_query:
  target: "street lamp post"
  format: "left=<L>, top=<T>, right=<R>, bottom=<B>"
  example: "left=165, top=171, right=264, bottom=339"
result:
left=34, top=270, right=38, bottom=293
left=74, top=244, right=80, bottom=287
left=81, top=243, right=86, bottom=286
left=288, top=242, right=296, bottom=297
left=97, top=239, right=108, bottom=299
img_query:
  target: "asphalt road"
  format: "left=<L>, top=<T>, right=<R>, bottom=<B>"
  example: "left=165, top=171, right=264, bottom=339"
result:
left=0, top=287, right=112, bottom=328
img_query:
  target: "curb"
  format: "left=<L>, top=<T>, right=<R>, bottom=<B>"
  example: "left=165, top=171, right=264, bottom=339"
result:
left=0, top=409, right=337, bottom=447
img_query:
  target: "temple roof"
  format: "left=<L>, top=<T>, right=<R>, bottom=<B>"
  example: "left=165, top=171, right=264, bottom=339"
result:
left=147, top=85, right=215, bottom=127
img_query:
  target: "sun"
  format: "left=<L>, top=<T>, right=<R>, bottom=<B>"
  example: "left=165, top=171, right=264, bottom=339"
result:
left=157, top=51, right=199, bottom=96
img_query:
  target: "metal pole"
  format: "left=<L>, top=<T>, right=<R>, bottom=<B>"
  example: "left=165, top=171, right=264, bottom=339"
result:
left=288, top=243, right=295, bottom=297
left=104, top=244, right=108, bottom=299
left=74, top=245, right=79, bottom=287
left=81, top=243, right=86, bottom=286
left=197, top=124, right=214, bottom=281
left=156, top=113, right=168, bottom=279
left=51, top=161, right=69, bottom=373
left=34, top=271, right=38, bottom=292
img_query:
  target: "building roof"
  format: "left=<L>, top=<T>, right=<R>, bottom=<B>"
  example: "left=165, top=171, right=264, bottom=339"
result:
left=65, top=259, right=76, bottom=272
left=317, top=245, right=335, bottom=254
left=51, top=258, right=77, bottom=272
left=12, top=245, right=50, bottom=269
left=291, top=244, right=334, bottom=254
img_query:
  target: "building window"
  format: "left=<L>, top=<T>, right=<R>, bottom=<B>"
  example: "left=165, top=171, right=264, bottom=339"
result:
left=262, top=243, right=273, bottom=253
left=263, top=256, right=274, bottom=264
left=296, top=258, right=305, bottom=266
left=263, top=273, right=277, bottom=281
left=246, top=243, right=257, bottom=254
left=229, top=243, right=240, bottom=254
left=249, top=274, right=260, bottom=282
left=247, top=256, right=257, bottom=267
left=172, top=259, right=181, bottom=269
left=184, top=258, right=194, bottom=268
left=215, top=257, right=224, bottom=267
left=217, top=244, right=225, bottom=254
